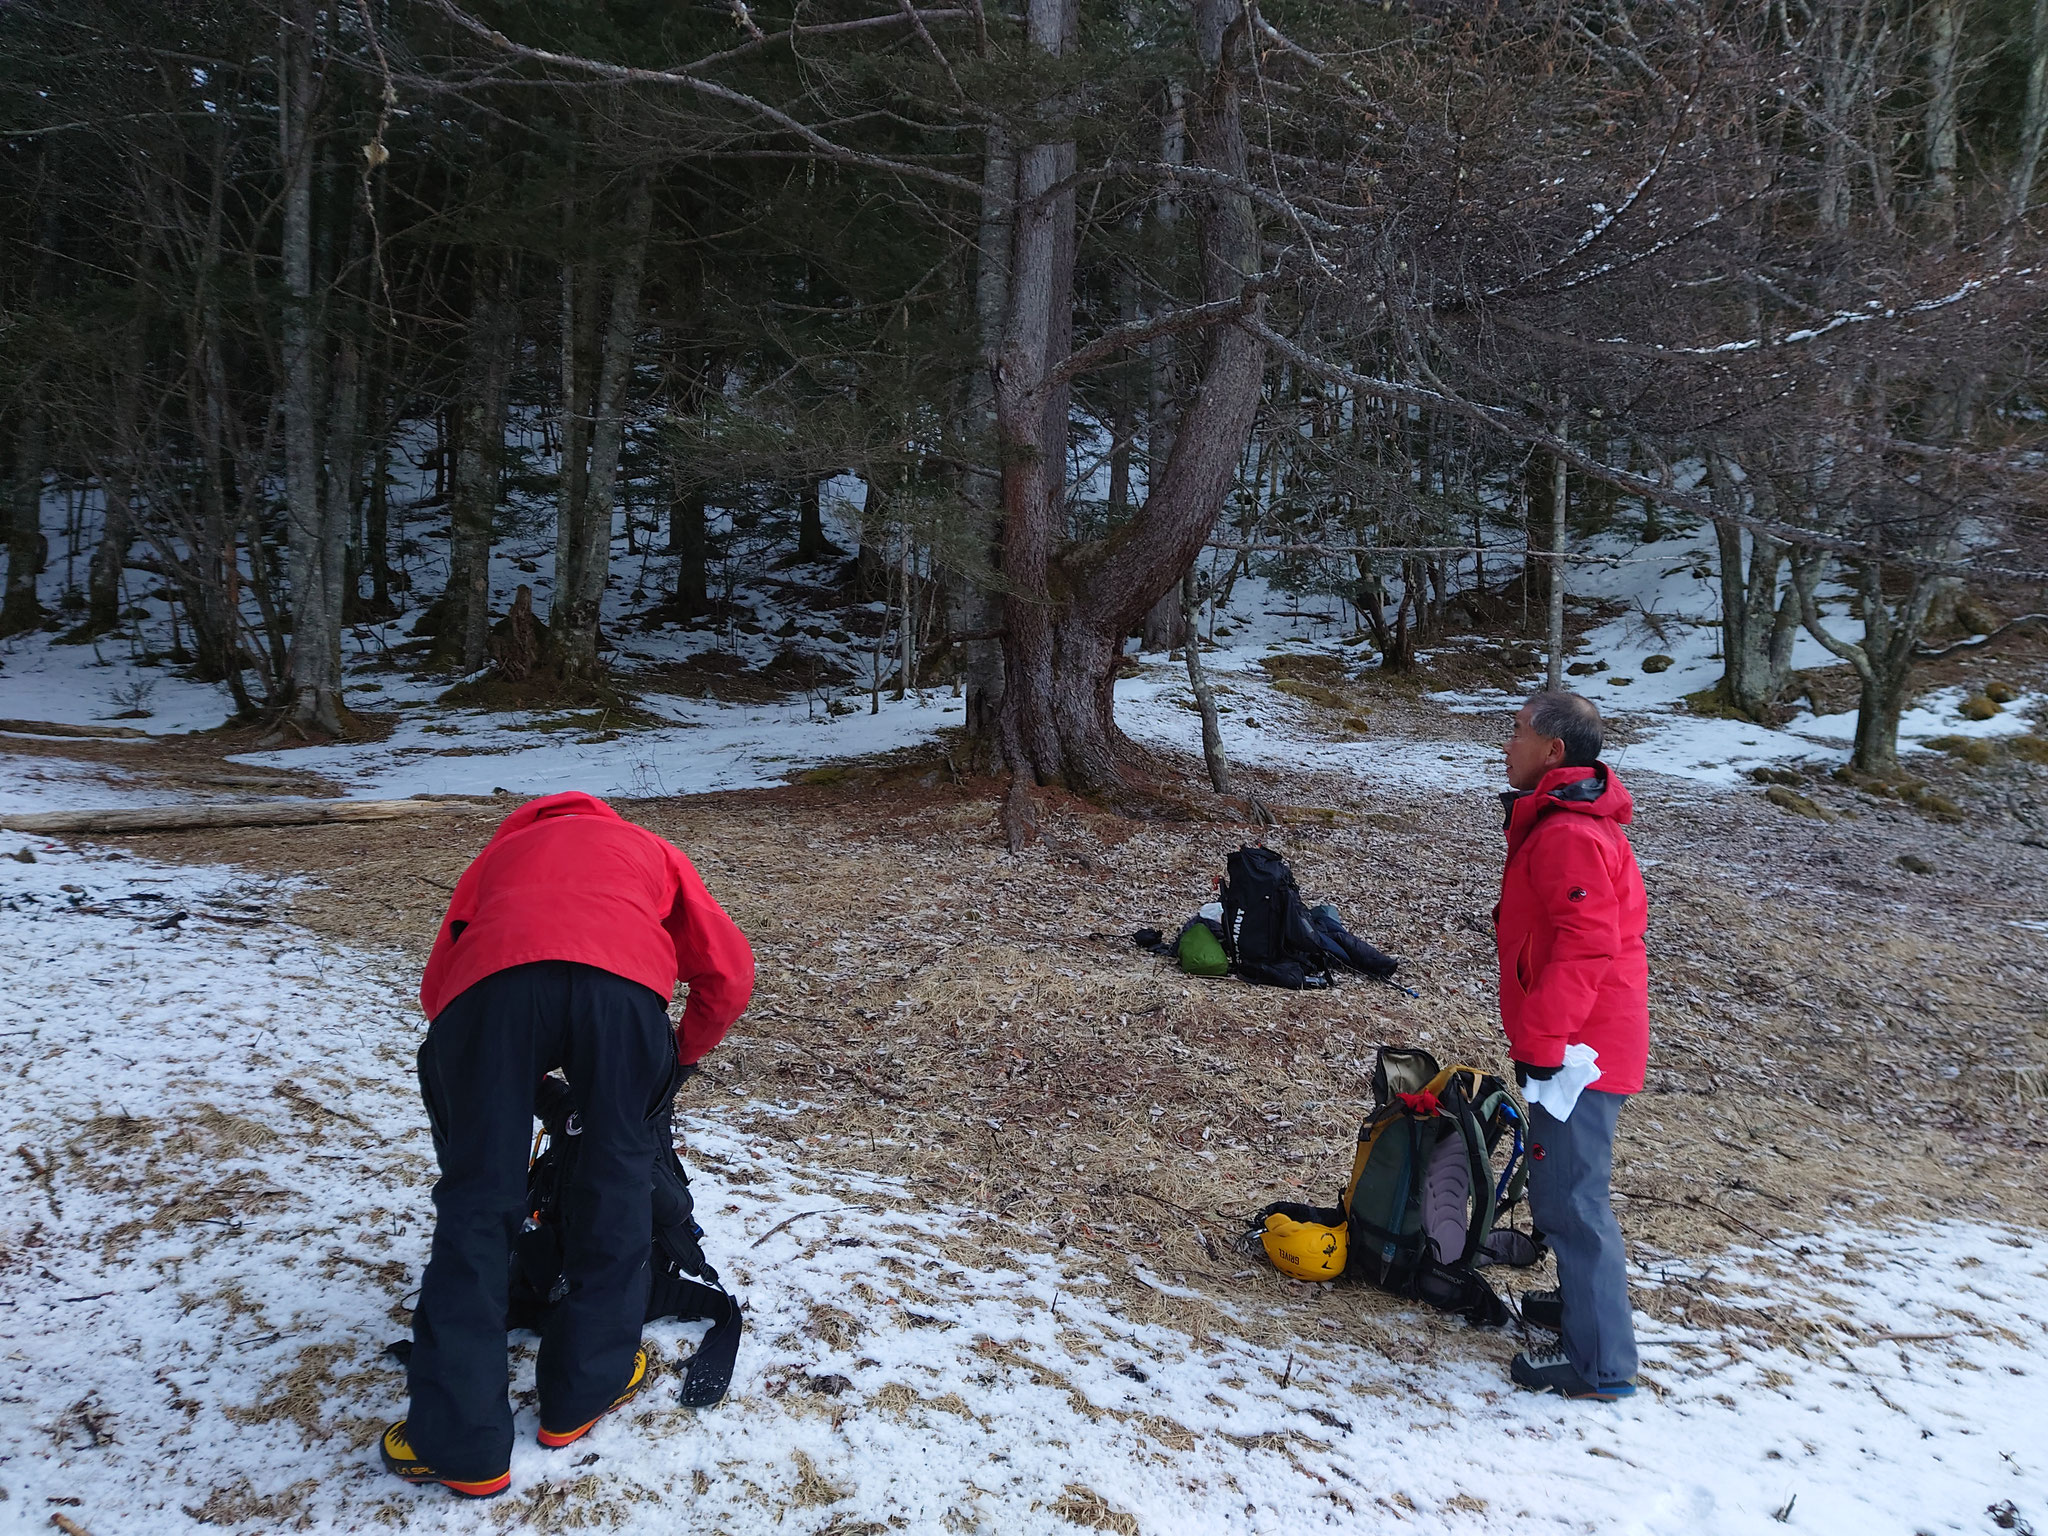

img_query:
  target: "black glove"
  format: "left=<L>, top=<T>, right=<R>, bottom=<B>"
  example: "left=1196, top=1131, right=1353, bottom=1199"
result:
left=1514, top=1061, right=1560, bottom=1089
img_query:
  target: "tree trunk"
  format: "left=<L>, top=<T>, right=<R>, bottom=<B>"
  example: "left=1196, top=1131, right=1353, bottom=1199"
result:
left=1136, top=80, right=1191, bottom=662
left=367, top=430, right=392, bottom=612
left=83, top=327, right=145, bottom=638
left=554, top=255, right=596, bottom=618
left=181, top=296, right=254, bottom=712
left=1142, top=587, right=1187, bottom=651
left=1925, top=0, right=1962, bottom=240
left=1796, top=555, right=1937, bottom=779
left=948, top=124, right=1015, bottom=762
left=2011, top=0, right=2048, bottom=239
left=1181, top=566, right=1231, bottom=794
left=670, top=480, right=709, bottom=615
left=988, top=0, right=1264, bottom=793
left=550, top=180, right=653, bottom=682
left=2, top=399, right=49, bottom=636
left=1850, top=669, right=1909, bottom=779
left=1545, top=425, right=1567, bottom=690
left=796, top=477, right=835, bottom=559
left=278, top=3, right=345, bottom=736
left=1706, top=454, right=1801, bottom=720
left=442, top=254, right=517, bottom=671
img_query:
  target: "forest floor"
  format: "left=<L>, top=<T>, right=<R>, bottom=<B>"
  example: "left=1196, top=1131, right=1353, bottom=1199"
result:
left=4, top=628, right=2048, bottom=1535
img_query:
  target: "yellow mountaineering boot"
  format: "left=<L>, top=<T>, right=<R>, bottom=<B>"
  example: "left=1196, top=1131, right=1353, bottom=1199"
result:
left=537, top=1346, right=648, bottom=1449
left=378, top=1421, right=511, bottom=1498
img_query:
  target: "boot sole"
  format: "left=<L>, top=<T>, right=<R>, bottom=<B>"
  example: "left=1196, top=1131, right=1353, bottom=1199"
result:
left=395, top=1470, right=512, bottom=1498
left=1515, top=1375, right=1636, bottom=1401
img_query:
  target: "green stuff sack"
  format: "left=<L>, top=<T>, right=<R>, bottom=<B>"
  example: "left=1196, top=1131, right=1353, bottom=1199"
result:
left=1177, top=918, right=1229, bottom=977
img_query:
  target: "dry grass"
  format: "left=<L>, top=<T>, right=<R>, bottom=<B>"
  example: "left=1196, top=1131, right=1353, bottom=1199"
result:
left=788, top=1449, right=852, bottom=1507
left=181, top=1476, right=320, bottom=1529
left=490, top=1473, right=655, bottom=1532
left=1047, top=1483, right=1142, bottom=1534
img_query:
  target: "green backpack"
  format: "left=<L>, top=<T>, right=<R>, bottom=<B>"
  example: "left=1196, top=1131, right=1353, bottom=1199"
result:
left=1176, top=918, right=1229, bottom=977
left=1340, top=1046, right=1537, bottom=1325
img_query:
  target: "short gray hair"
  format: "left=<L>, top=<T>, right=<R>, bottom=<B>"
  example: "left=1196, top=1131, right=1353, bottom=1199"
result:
left=1526, top=690, right=1603, bottom=766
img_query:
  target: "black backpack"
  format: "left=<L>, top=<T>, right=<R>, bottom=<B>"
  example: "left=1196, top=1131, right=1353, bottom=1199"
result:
left=1220, top=846, right=1331, bottom=989
left=507, top=1073, right=743, bottom=1408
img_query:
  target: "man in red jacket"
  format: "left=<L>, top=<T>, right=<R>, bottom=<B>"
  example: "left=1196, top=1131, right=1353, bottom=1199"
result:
left=380, top=792, right=754, bottom=1496
left=1496, top=691, right=1647, bottom=1401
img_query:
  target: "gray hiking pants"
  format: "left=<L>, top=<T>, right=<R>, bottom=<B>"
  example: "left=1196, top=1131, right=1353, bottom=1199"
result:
left=1528, top=1089, right=1638, bottom=1388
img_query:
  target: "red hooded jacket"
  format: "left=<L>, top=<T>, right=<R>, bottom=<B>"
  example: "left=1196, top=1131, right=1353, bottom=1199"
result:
left=1495, top=764, right=1649, bottom=1095
left=419, top=792, right=754, bottom=1064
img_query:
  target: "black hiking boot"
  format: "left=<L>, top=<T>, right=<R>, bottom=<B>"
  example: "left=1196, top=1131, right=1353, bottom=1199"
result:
left=1510, top=1346, right=1635, bottom=1400
left=1518, top=1287, right=1562, bottom=1332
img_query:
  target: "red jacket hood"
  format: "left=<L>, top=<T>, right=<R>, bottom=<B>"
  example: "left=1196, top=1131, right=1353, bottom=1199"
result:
left=1503, top=764, right=1633, bottom=861
left=482, top=790, right=621, bottom=845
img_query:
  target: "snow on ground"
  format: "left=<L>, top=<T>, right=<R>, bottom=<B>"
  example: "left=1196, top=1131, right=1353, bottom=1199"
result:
left=0, top=629, right=251, bottom=737
left=1119, top=577, right=1506, bottom=791
left=1120, top=551, right=2038, bottom=793
left=4, top=844, right=2044, bottom=1535
left=228, top=690, right=962, bottom=803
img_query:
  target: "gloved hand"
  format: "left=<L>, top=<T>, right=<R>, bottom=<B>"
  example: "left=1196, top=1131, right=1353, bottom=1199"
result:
left=1514, top=1061, right=1560, bottom=1089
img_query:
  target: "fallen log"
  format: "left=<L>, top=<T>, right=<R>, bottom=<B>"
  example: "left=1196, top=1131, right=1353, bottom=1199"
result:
left=0, top=718, right=151, bottom=741
left=0, top=798, right=492, bottom=836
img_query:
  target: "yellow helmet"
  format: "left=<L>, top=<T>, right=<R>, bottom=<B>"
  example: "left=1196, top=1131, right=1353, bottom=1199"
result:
left=1260, top=1207, right=1348, bottom=1282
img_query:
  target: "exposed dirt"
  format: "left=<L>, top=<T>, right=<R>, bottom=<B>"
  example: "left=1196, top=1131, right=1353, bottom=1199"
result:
left=71, top=690, right=2048, bottom=1362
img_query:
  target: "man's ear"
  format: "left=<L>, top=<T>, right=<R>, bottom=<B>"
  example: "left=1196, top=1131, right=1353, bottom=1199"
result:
left=1545, top=734, right=1568, bottom=769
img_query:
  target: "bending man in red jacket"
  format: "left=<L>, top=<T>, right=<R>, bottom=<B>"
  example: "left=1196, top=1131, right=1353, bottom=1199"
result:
left=381, top=792, right=754, bottom=1496
left=1496, top=691, right=1647, bottom=1401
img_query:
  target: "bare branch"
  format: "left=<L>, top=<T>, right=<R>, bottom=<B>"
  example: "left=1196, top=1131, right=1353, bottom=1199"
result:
left=1914, top=614, right=2048, bottom=659
left=1242, top=317, right=2048, bottom=582
left=431, top=0, right=985, bottom=198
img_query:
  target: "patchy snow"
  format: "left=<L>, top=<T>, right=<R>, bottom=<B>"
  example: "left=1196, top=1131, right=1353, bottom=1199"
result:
left=4, top=844, right=2044, bottom=1535
left=227, top=690, right=963, bottom=803
left=0, top=751, right=166, bottom=817
left=1118, top=658, right=1504, bottom=793
left=0, top=627, right=242, bottom=736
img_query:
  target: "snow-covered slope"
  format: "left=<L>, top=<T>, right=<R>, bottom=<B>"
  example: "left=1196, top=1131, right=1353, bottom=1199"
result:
left=3, top=843, right=2042, bottom=1535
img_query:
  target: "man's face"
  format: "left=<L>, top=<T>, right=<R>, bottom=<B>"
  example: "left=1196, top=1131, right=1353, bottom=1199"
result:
left=1505, top=703, right=1565, bottom=792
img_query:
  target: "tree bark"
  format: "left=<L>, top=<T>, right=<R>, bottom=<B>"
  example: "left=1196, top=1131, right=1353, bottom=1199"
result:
left=2, top=399, right=49, bottom=636
left=1925, top=0, right=1963, bottom=240
left=441, top=253, right=517, bottom=671
left=1141, top=588, right=1188, bottom=652
left=554, top=259, right=592, bottom=605
left=796, top=477, right=835, bottom=559
left=1706, top=454, right=1803, bottom=719
left=549, top=178, right=653, bottom=682
left=1180, top=567, right=1231, bottom=794
left=1545, top=422, right=1567, bottom=690
left=2011, top=0, right=2048, bottom=238
left=1795, top=554, right=1937, bottom=778
left=366, top=428, right=392, bottom=613
left=949, top=124, right=1015, bottom=761
left=670, top=480, right=709, bottom=615
left=278, top=1, right=346, bottom=736
left=0, top=799, right=490, bottom=836
left=68, top=314, right=144, bottom=639
left=988, top=0, right=1265, bottom=794
left=1137, top=81, right=1191, bottom=660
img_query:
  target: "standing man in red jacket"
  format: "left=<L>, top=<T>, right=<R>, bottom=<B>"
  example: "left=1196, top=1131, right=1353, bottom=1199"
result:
left=380, top=792, right=754, bottom=1497
left=1496, top=691, right=1647, bottom=1401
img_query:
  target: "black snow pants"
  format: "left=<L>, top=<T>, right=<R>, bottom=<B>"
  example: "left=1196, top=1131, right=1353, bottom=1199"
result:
left=406, top=960, right=676, bottom=1480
